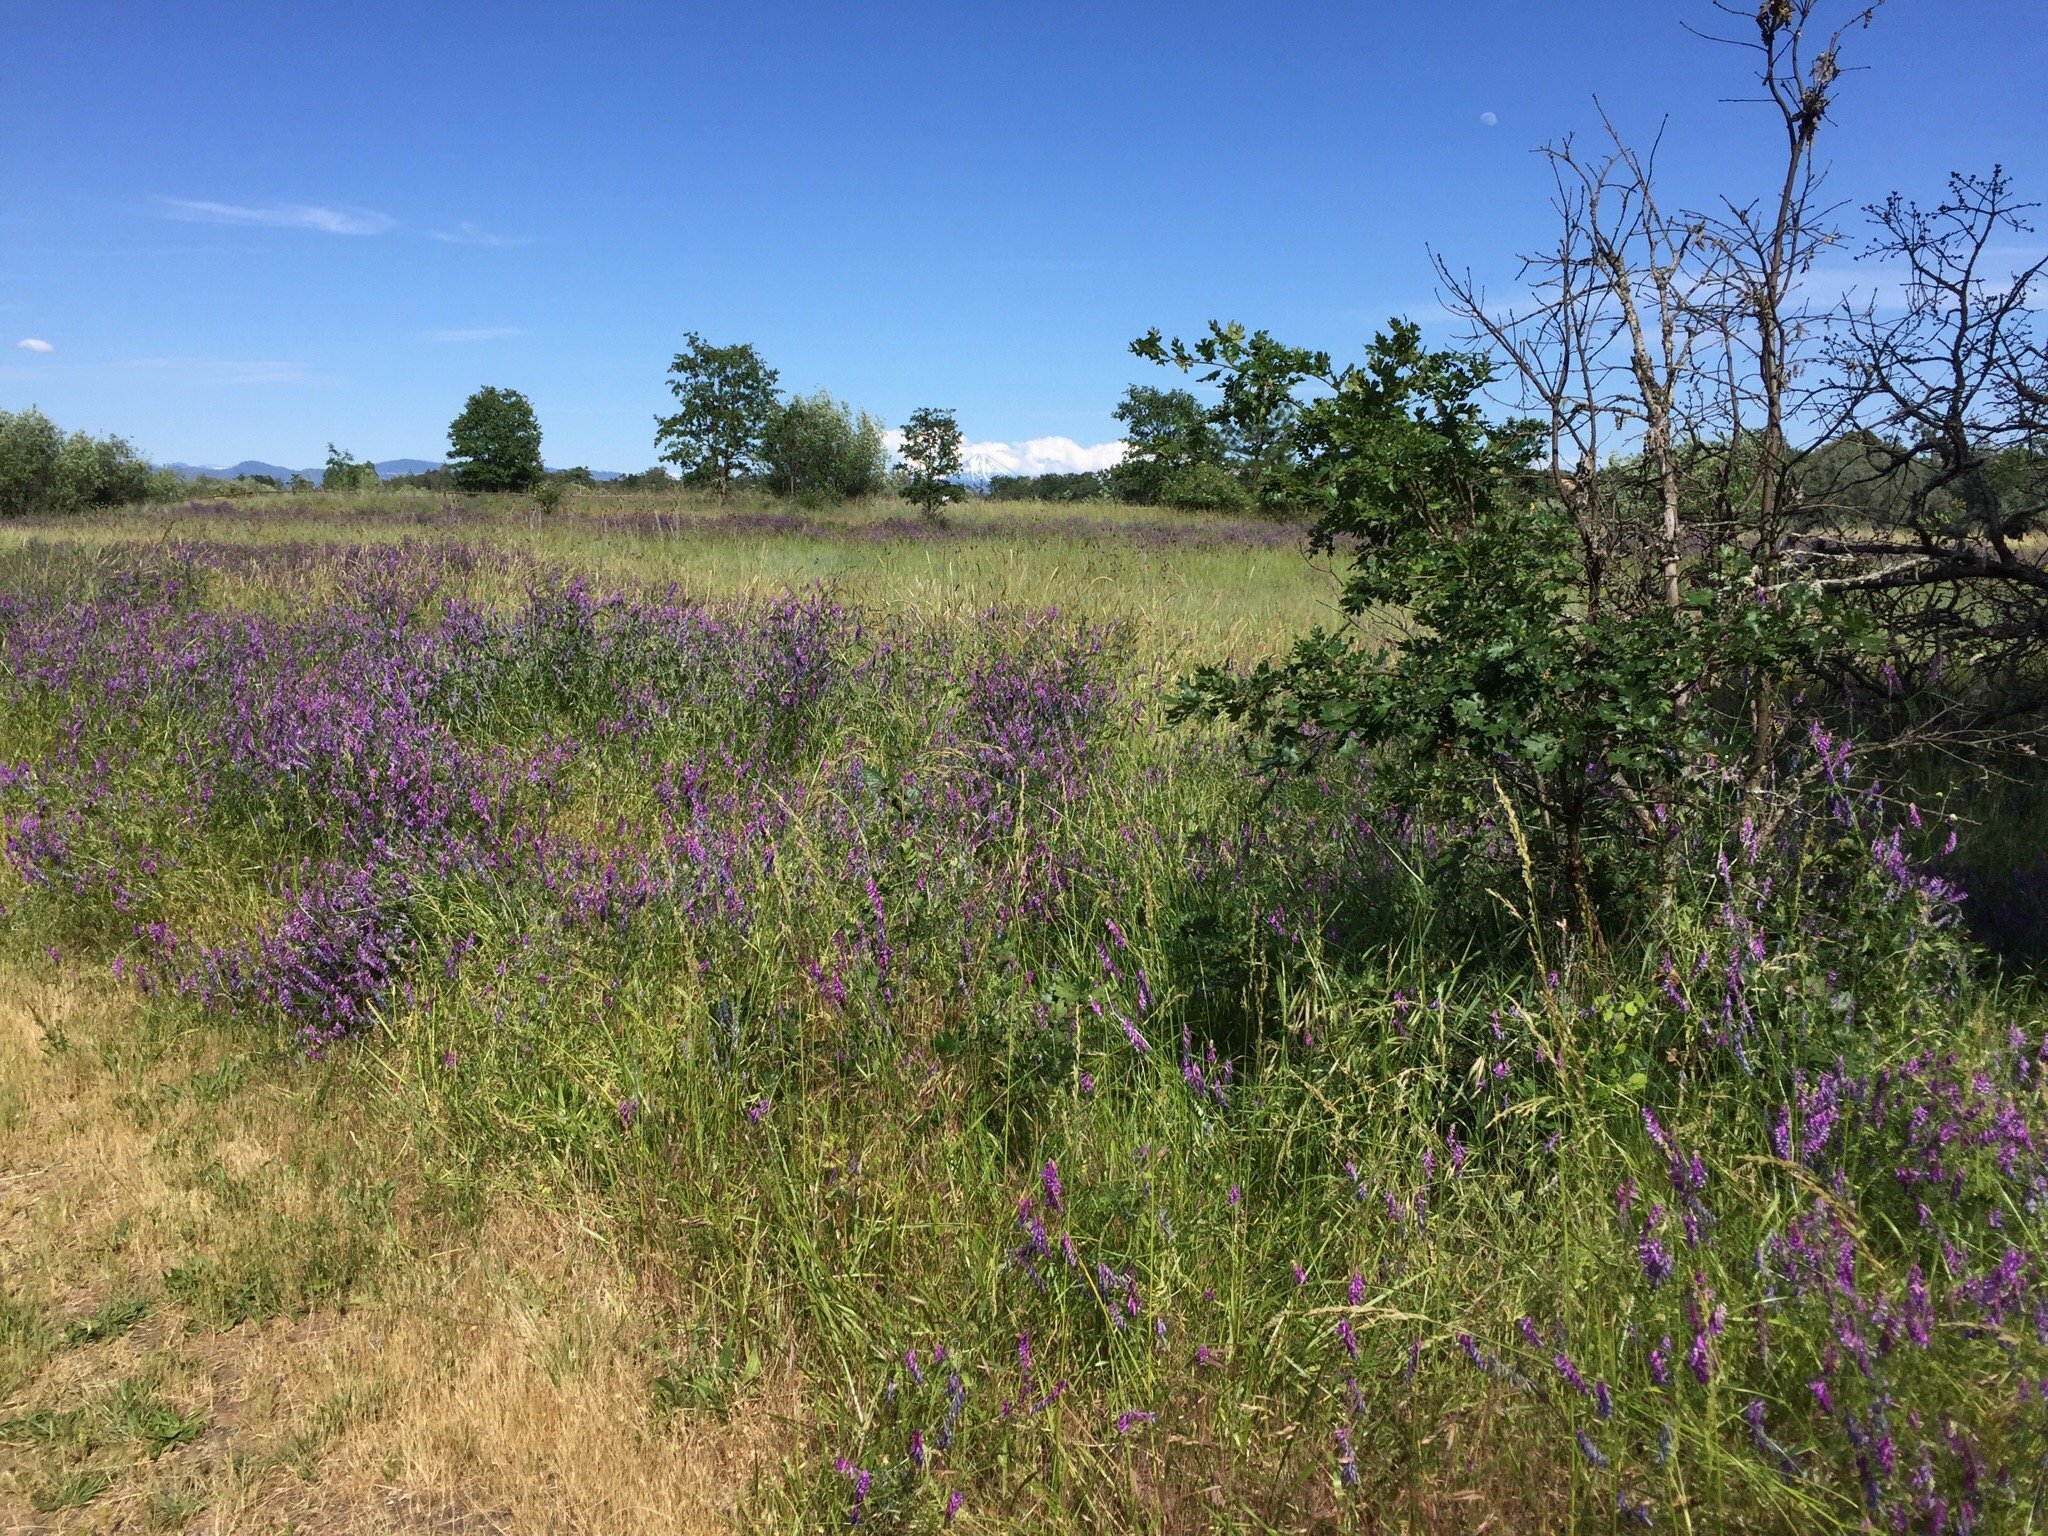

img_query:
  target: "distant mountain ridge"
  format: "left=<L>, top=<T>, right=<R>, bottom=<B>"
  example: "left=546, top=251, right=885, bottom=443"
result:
left=162, top=459, right=626, bottom=482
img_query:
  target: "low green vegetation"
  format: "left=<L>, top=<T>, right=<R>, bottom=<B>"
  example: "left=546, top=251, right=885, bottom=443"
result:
left=3, top=7, right=2046, bottom=1531
left=0, top=491, right=2043, bottom=1530
left=0, top=408, right=177, bottom=516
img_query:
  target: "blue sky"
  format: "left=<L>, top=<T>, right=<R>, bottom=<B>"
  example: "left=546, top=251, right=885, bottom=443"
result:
left=3, top=1, right=2044, bottom=472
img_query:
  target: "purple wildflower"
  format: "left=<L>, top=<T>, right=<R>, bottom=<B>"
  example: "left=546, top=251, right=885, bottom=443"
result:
left=1575, top=1428, right=1610, bottom=1469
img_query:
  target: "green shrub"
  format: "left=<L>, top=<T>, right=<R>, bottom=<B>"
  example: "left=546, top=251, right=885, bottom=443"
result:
left=764, top=391, right=889, bottom=504
left=0, top=408, right=155, bottom=516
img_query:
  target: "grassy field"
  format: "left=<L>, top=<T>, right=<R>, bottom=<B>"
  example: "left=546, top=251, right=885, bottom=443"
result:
left=0, top=491, right=1345, bottom=663
left=3, top=491, right=2046, bottom=1533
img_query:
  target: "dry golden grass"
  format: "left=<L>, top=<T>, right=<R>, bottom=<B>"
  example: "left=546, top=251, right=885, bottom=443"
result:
left=0, top=968, right=795, bottom=1534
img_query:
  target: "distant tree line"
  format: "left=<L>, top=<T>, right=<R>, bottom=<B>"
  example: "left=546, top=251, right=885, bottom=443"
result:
left=987, top=472, right=1109, bottom=503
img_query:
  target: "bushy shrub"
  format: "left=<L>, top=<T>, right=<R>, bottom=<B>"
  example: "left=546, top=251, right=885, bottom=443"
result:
left=1155, top=459, right=1251, bottom=511
left=763, top=391, right=889, bottom=504
left=0, top=408, right=155, bottom=515
left=321, top=445, right=381, bottom=493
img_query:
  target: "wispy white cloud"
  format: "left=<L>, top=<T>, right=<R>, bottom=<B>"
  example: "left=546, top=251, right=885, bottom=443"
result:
left=427, top=221, right=532, bottom=248
left=424, top=326, right=525, bottom=343
left=155, top=198, right=394, bottom=236
left=883, top=431, right=1126, bottom=477
left=13, top=337, right=53, bottom=354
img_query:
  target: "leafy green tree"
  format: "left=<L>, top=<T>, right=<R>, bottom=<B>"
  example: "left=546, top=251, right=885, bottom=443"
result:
left=896, top=407, right=964, bottom=524
left=0, top=408, right=155, bottom=516
left=446, top=387, right=544, bottom=493
left=0, top=407, right=64, bottom=516
left=1106, top=386, right=1218, bottom=505
left=1132, top=324, right=1315, bottom=508
left=763, top=391, right=890, bottom=504
left=1169, top=320, right=1844, bottom=941
left=321, top=444, right=380, bottom=492
left=654, top=335, right=780, bottom=502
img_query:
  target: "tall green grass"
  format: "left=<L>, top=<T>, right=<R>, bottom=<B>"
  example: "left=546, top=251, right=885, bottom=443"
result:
left=1, top=512, right=2044, bottom=1531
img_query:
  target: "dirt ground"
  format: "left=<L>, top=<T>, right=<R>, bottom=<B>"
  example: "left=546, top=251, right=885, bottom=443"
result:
left=0, top=967, right=793, bottom=1534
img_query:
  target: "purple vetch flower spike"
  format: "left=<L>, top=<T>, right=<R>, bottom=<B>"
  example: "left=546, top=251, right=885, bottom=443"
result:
left=1228, top=1183, right=1241, bottom=1207
left=1041, top=1159, right=1064, bottom=1213
left=746, top=1096, right=771, bottom=1122
left=1809, top=1379, right=1833, bottom=1415
left=909, top=1430, right=926, bottom=1470
left=1336, top=1319, right=1359, bottom=1359
left=943, top=1490, right=964, bottom=1525
left=1642, top=1107, right=1674, bottom=1157
left=1555, top=1354, right=1590, bottom=1396
left=1639, top=1235, right=1674, bottom=1289
left=617, top=1096, right=640, bottom=1128
left=1349, top=1271, right=1365, bottom=1306
left=1335, top=1424, right=1358, bottom=1487
left=1117, top=1013, right=1150, bottom=1054
left=1648, top=1337, right=1671, bottom=1386
left=1575, top=1428, right=1611, bottom=1469
left=1595, top=1381, right=1613, bottom=1420
left=1292, top=1262, right=1308, bottom=1286
left=1115, top=1410, right=1156, bottom=1434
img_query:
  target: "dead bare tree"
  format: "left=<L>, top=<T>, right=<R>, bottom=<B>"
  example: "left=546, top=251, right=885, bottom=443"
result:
left=1433, top=0, right=1880, bottom=821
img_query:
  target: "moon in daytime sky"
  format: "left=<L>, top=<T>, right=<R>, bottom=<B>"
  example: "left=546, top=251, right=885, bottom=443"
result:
left=1480, top=111, right=1498, bottom=127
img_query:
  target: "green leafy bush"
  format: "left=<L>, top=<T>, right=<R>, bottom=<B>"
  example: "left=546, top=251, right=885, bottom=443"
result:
left=762, top=391, right=888, bottom=504
left=0, top=408, right=156, bottom=516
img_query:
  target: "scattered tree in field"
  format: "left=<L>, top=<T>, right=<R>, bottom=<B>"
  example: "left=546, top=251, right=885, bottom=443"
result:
left=446, top=387, right=544, bottom=493
left=321, top=444, right=380, bottom=492
left=896, top=407, right=964, bottom=524
left=654, top=335, right=780, bottom=502
left=1814, top=168, right=2048, bottom=729
left=1172, top=2, right=1895, bottom=941
left=0, top=407, right=157, bottom=516
left=763, top=391, right=889, bottom=504
left=1106, top=386, right=1229, bottom=507
left=1111, top=333, right=1313, bottom=512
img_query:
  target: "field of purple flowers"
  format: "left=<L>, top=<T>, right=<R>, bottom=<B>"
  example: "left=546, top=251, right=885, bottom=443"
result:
left=4, top=528, right=2046, bottom=1532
